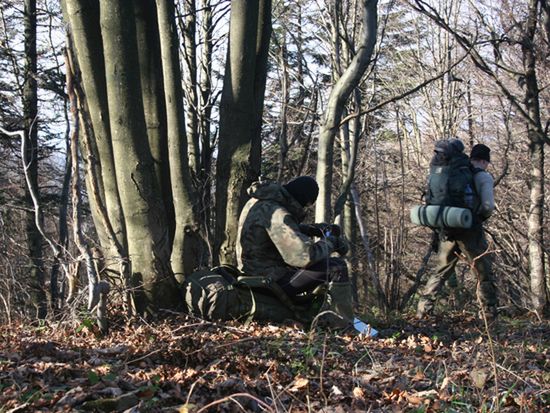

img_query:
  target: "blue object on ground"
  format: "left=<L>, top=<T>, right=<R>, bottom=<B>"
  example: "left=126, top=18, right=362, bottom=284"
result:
left=353, top=317, right=378, bottom=337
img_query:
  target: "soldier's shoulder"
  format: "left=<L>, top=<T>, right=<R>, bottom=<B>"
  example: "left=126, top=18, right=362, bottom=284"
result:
left=474, top=169, right=494, bottom=183
left=246, top=199, right=286, bottom=219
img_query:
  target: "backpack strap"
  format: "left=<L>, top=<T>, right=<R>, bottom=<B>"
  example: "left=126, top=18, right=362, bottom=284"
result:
left=237, top=276, right=298, bottom=312
left=236, top=275, right=314, bottom=323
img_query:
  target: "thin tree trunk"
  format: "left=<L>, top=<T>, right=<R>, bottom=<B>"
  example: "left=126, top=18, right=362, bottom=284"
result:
left=180, top=0, right=200, bottom=175
left=315, top=0, right=378, bottom=223
left=66, top=64, right=100, bottom=315
left=198, top=0, right=214, bottom=244
left=523, top=0, right=548, bottom=315
left=65, top=48, right=133, bottom=312
left=251, top=0, right=271, bottom=172
left=51, top=103, right=72, bottom=310
left=156, top=0, right=202, bottom=281
left=277, top=37, right=289, bottom=182
left=23, top=0, right=46, bottom=319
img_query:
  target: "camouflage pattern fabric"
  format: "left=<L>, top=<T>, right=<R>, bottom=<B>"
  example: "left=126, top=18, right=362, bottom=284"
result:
left=236, top=180, right=338, bottom=281
left=417, top=225, right=498, bottom=317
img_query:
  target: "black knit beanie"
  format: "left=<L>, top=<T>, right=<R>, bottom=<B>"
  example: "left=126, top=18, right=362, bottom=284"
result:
left=283, top=176, right=319, bottom=207
left=470, top=144, right=491, bottom=162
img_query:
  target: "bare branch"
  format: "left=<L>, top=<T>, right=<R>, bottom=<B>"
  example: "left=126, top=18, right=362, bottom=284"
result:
left=339, top=50, right=470, bottom=127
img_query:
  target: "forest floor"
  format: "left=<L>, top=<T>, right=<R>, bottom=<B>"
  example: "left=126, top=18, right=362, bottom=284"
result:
left=0, top=311, right=548, bottom=412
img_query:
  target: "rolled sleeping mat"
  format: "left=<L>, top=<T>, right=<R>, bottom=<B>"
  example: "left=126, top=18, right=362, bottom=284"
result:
left=410, top=205, right=473, bottom=229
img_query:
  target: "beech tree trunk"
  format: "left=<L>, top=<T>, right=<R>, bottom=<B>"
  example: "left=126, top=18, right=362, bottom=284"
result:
left=523, top=0, right=548, bottom=315
left=99, top=0, right=179, bottom=313
left=215, top=0, right=272, bottom=265
left=63, top=0, right=127, bottom=265
left=156, top=0, right=202, bottom=281
left=134, top=0, right=174, bottom=242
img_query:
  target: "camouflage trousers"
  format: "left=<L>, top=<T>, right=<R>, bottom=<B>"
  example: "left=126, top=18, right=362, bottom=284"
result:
left=417, top=226, right=497, bottom=317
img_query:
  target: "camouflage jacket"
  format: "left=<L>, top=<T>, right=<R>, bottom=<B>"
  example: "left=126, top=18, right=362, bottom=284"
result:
left=236, top=180, right=338, bottom=281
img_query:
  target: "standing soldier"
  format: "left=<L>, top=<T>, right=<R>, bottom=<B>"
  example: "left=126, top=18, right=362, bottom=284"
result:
left=417, top=143, right=498, bottom=321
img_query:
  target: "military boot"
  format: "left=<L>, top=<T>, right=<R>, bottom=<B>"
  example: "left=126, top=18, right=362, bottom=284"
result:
left=316, top=281, right=354, bottom=329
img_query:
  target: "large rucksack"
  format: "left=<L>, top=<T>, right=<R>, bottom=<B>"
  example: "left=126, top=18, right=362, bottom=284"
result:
left=183, top=265, right=321, bottom=324
left=425, top=139, right=477, bottom=210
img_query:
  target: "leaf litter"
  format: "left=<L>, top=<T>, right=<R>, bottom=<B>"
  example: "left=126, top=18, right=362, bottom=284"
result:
left=0, top=312, right=548, bottom=412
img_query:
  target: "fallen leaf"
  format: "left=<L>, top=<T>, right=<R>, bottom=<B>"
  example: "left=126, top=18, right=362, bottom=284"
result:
left=439, top=376, right=451, bottom=390
left=289, top=377, right=309, bottom=391
left=412, top=370, right=425, bottom=381
left=469, top=369, right=488, bottom=389
left=331, top=385, right=343, bottom=396
left=352, top=387, right=364, bottom=399
left=404, top=392, right=422, bottom=405
left=177, top=403, right=197, bottom=413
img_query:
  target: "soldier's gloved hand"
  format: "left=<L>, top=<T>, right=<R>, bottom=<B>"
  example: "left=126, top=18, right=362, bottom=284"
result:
left=300, top=223, right=341, bottom=238
left=324, top=223, right=341, bottom=237
left=313, top=223, right=342, bottom=237
left=327, top=235, right=349, bottom=256
left=299, top=224, right=324, bottom=237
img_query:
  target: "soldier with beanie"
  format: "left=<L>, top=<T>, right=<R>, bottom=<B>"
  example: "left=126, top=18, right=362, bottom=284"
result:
left=417, top=143, right=498, bottom=322
left=236, top=176, right=353, bottom=328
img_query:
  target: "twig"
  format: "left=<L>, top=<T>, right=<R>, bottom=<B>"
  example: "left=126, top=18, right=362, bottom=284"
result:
left=338, top=49, right=471, bottom=127
left=319, top=333, right=328, bottom=406
left=185, top=373, right=203, bottom=406
left=211, top=337, right=258, bottom=348
left=458, top=243, right=500, bottom=412
left=195, top=392, right=274, bottom=413
left=496, top=363, right=538, bottom=388
left=264, top=363, right=286, bottom=413
left=0, top=125, right=70, bottom=289
left=126, top=348, right=164, bottom=365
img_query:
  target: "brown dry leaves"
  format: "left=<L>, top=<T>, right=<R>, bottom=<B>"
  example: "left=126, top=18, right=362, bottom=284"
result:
left=0, top=313, right=548, bottom=412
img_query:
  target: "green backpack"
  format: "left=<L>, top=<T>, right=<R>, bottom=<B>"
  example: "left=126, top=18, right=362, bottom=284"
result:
left=183, top=265, right=320, bottom=324
left=426, top=139, right=478, bottom=210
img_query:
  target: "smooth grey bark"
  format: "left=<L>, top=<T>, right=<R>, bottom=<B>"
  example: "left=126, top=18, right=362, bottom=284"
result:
left=67, top=50, right=137, bottom=314
left=198, top=0, right=214, bottom=239
left=156, top=0, right=202, bottom=281
left=63, top=0, right=127, bottom=263
left=134, top=0, right=174, bottom=241
left=315, top=0, right=378, bottom=223
left=99, top=0, right=179, bottom=313
left=215, top=0, right=272, bottom=265
left=179, top=0, right=200, bottom=175
left=23, top=0, right=46, bottom=319
left=523, top=0, right=547, bottom=315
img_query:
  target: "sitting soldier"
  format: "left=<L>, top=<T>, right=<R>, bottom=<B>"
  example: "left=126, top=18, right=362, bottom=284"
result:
left=235, top=176, right=353, bottom=328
